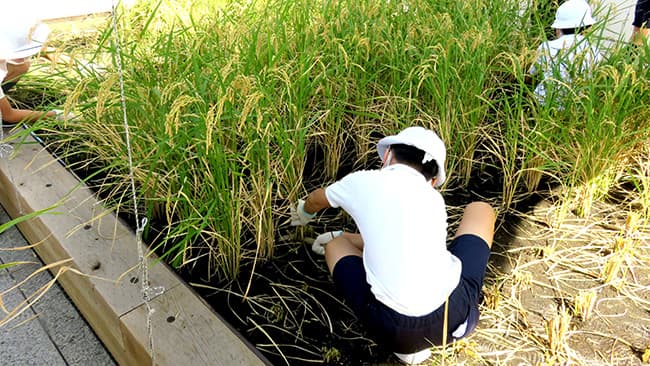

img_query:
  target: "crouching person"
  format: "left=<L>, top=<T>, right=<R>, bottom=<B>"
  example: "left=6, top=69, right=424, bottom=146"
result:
left=528, top=0, right=602, bottom=106
left=291, top=126, right=496, bottom=365
left=0, top=17, right=70, bottom=124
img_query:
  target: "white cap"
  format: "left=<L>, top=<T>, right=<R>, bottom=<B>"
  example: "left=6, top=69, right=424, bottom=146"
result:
left=551, top=0, right=596, bottom=29
left=377, top=126, right=447, bottom=187
left=0, top=16, right=50, bottom=60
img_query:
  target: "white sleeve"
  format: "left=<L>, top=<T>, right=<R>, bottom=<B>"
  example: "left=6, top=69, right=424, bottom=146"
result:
left=324, top=180, right=347, bottom=208
left=324, top=171, right=367, bottom=209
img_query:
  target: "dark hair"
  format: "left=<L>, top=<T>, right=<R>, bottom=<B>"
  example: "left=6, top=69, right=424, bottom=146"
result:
left=558, top=25, right=591, bottom=35
left=390, top=144, right=439, bottom=181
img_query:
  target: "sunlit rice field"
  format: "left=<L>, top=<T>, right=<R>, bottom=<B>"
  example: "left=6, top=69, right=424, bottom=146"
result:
left=5, top=0, right=649, bottom=364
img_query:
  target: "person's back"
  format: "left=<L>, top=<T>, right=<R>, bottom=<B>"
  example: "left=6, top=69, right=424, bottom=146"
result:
left=529, top=0, right=602, bottom=105
left=326, top=163, right=460, bottom=316
left=292, top=126, right=496, bottom=364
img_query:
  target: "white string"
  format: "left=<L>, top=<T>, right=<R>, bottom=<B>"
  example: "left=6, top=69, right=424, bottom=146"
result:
left=0, top=113, right=14, bottom=207
left=0, top=112, right=24, bottom=216
left=110, top=1, right=163, bottom=361
left=0, top=111, right=11, bottom=158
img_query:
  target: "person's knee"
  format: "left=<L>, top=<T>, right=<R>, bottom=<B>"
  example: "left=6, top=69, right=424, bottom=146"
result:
left=0, top=101, right=19, bottom=123
left=455, top=201, right=496, bottom=248
left=325, top=237, right=361, bottom=274
left=16, top=61, right=31, bottom=75
left=466, top=201, right=495, bottom=220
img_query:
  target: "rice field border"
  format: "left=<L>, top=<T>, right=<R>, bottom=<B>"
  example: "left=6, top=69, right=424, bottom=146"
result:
left=0, top=129, right=271, bottom=366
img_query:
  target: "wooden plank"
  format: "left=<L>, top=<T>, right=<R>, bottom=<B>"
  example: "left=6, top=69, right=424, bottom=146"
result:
left=0, top=137, right=179, bottom=315
left=0, top=163, right=129, bottom=363
left=121, top=284, right=268, bottom=366
left=0, top=139, right=134, bottom=365
left=0, top=130, right=269, bottom=366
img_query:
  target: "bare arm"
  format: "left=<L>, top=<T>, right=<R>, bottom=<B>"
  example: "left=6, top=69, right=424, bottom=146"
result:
left=303, top=187, right=331, bottom=215
left=1, top=97, right=54, bottom=123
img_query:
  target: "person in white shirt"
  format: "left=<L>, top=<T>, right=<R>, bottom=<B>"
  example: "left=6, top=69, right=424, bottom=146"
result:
left=0, top=16, right=70, bottom=124
left=291, top=126, right=496, bottom=365
left=528, top=0, right=602, bottom=106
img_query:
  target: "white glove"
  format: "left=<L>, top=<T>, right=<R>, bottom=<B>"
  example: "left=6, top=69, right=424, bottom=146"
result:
left=290, top=199, right=316, bottom=226
left=311, top=231, right=343, bottom=255
left=77, top=61, right=108, bottom=78
left=52, top=109, right=77, bottom=121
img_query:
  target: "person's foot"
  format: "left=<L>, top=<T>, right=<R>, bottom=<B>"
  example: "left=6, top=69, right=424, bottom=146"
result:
left=393, top=348, right=431, bottom=365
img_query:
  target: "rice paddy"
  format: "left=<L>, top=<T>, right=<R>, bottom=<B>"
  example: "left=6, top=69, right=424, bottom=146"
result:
left=3, top=0, right=649, bottom=364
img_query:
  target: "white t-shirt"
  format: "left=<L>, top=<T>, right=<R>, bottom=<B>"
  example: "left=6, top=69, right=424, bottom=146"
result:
left=325, top=163, right=462, bottom=317
left=529, top=34, right=602, bottom=104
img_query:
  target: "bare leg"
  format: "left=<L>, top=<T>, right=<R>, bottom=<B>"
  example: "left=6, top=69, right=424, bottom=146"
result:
left=325, top=232, right=363, bottom=274
left=1, top=97, right=54, bottom=123
left=453, top=201, right=496, bottom=248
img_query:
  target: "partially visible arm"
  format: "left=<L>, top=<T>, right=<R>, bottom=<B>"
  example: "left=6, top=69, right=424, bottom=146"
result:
left=303, top=187, right=331, bottom=215
left=0, top=97, right=55, bottom=123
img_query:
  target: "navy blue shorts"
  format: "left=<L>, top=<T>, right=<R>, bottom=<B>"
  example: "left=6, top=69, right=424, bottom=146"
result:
left=332, top=234, right=490, bottom=353
left=634, top=0, right=650, bottom=27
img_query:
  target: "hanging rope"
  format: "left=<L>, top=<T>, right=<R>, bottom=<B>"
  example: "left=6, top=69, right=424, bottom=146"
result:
left=110, top=1, right=163, bottom=361
left=0, top=112, right=11, bottom=158
left=1, top=4, right=163, bottom=360
left=0, top=113, right=25, bottom=217
left=0, top=112, right=11, bottom=202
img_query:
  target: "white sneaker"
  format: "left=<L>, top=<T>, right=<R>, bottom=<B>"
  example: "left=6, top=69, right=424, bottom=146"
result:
left=394, top=348, right=431, bottom=365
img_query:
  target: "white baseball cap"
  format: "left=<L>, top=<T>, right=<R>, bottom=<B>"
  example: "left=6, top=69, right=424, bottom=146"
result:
left=551, top=0, right=596, bottom=29
left=0, top=17, right=50, bottom=60
left=377, top=126, right=447, bottom=187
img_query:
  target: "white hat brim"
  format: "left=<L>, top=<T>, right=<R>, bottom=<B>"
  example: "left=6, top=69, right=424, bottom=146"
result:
left=551, top=16, right=596, bottom=29
left=377, top=129, right=447, bottom=187
left=376, top=135, right=401, bottom=161
left=0, top=23, right=49, bottom=60
left=2, top=41, right=45, bottom=59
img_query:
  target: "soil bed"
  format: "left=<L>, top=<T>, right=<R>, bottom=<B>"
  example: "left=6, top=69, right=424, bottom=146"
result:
left=31, top=126, right=508, bottom=365
left=9, top=82, right=649, bottom=365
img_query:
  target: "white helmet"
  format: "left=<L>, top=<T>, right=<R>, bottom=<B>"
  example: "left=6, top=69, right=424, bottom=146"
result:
left=551, top=0, right=597, bottom=29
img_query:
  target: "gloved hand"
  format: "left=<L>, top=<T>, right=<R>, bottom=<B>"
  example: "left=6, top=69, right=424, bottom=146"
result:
left=290, top=199, right=316, bottom=226
left=311, top=231, right=343, bottom=255
left=77, top=61, right=107, bottom=78
left=52, top=109, right=77, bottom=122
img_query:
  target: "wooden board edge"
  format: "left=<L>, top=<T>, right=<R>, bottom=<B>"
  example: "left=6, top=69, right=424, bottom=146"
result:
left=0, top=131, right=270, bottom=366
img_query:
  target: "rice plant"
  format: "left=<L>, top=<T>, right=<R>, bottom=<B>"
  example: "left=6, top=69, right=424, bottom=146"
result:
left=9, top=0, right=649, bottom=363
